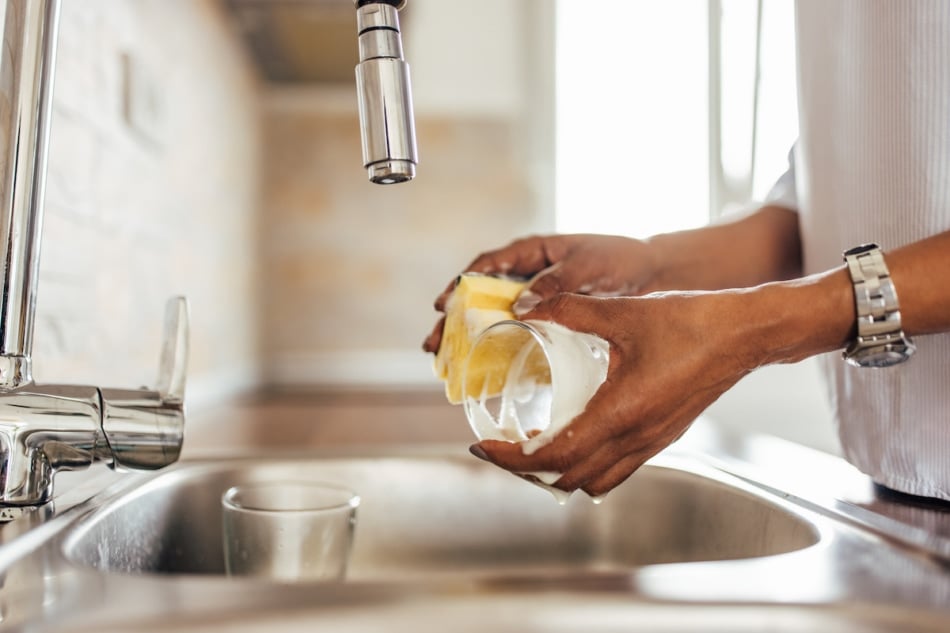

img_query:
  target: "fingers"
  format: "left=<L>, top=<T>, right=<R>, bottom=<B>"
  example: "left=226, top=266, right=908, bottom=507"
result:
left=513, top=262, right=567, bottom=316
left=552, top=437, right=640, bottom=492
left=520, top=294, right=628, bottom=342
left=422, top=315, right=446, bottom=354
left=470, top=394, right=624, bottom=473
left=470, top=439, right=574, bottom=474
left=469, top=382, right=701, bottom=498
left=429, top=235, right=588, bottom=357
left=434, top=236, right=566, bottom=312
left=580, top=453, right=651, bottom=497
left=433, top=275, right=461, bottom=313
left=465, top=235, right=561, bottom=279
left=471, top=435, right=653, bottom=497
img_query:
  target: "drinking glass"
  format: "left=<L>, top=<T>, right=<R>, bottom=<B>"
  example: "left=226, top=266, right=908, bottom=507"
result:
left=222, top=481, right=359, bottom=582
left=462, top=319, right=609, bottom=454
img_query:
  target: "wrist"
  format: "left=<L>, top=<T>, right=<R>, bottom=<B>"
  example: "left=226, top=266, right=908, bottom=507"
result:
left=728, top=268, right=855, bottom=370
left=643, top=229, right=710, bottom=291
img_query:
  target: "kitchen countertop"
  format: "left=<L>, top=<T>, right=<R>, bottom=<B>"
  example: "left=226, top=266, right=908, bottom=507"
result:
left=183, top=388, right=473, bottom=458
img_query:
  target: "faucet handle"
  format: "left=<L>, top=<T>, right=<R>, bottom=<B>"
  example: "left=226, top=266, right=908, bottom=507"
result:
left=100, top=296, right=190, bottom=471
left=157, top=296, right=188, bottom=403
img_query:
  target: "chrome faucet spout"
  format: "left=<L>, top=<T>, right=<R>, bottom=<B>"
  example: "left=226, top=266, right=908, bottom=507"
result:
left=354, top=0, right=418, bottom=184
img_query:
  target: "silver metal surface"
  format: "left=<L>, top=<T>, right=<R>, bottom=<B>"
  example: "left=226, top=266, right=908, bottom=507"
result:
left=0, top=0, right=189, bottom=508
left=842, top=244, right=916, bottom=366
left=100, top=298, right=188, bottom=471
left=355, top=2, right=418, bottom=184
left=356, top=0, right=408, bottom=10
left=0, top=0, right=60, bottom=386
left=62, top=455, right=819, bottom=579
left=0, top=297, right=189, bottom=506
left=356, top=2, right=401, bottom=30
left=0, top=442, right=948, bottom=631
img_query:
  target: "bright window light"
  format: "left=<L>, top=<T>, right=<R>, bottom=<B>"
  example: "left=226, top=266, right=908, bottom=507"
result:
left=752, top=0, right=799, bottom=200
left=555, top=0, right=799, bottom=234
left=555, top=0, right=710, bottom=238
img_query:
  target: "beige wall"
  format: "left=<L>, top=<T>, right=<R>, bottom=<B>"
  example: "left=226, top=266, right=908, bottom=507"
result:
left=259, top=1, right=555, bottom=389
left=262, top=102, right=547, bottom=387
left=35, top=0, right=262, bottom=406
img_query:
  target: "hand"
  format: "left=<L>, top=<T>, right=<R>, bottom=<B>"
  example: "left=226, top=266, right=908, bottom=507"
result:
left=468, top=290, right=755, bottom=497
left=423, top=234, right=659, bottom=354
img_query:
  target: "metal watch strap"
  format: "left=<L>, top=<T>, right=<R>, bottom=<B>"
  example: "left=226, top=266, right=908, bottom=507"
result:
left=842, top=243, right=915, bottom=367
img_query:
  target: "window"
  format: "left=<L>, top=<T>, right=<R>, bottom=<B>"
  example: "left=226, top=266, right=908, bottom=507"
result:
left=555, top=0, right=798, bottom=236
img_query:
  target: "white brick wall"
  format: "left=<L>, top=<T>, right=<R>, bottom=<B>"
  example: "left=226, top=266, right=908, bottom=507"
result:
left=34, top=0, right=262, bottom=407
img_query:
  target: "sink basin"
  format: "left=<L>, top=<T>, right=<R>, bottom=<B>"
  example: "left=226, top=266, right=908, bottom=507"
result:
left=7, top=446, right=949, bottom=632
left=63, top=452, right=819, bottom=581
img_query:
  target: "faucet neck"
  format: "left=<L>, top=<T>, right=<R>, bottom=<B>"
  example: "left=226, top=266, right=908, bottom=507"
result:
left=0, top=0, right=60, bottom=385
left=0, top=356, right=31, bottom=388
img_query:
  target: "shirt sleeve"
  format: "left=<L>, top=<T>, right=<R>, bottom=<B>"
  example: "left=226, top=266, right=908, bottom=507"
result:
left=763, top=143, right=799, bottom=211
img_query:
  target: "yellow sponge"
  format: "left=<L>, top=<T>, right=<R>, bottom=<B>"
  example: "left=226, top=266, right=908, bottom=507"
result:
left=434, top=274, right=527, bottom=404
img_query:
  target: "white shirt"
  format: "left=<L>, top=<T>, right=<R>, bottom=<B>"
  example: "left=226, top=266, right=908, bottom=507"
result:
left=767, top=1, right=950, bottom=500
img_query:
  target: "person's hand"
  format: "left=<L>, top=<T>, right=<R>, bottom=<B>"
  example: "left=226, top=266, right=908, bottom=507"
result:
left=468, top=290, right=756, bottom=497
left=423, top=234, right=659, bottom=354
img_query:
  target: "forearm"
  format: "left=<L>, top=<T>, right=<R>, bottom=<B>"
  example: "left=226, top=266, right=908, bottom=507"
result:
left=733, top=268, right=853, bottom=369
left=733, top=229, right=950, bottom=370
left=645, top=205, right=802, bottom=292
left=885, top=231, right=950, bottom=335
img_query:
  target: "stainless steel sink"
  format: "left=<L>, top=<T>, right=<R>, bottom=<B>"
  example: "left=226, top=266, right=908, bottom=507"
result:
left=63, top=453, right=819, bottom=581
left=3, top=443, right=950, bottom=632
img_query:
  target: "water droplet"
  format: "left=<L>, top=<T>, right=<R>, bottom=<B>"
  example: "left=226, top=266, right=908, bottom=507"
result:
left=546, top=486, right=572, bottom=505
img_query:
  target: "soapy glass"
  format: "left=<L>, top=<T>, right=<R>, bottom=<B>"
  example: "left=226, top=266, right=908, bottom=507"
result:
left=222, top=481, right=359, bottom=582
left=462, top=319, right=610, bottom=457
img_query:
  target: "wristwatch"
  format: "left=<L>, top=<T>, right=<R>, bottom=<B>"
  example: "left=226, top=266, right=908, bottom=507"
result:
left=842, top=243, right=916, bottom=368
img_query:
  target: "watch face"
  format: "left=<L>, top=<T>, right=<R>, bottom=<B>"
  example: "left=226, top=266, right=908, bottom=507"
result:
left=846, top=342, right=916, bottom=368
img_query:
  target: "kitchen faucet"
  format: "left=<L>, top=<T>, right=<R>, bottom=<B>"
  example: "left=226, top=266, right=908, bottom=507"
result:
left=354, top=0, right=418, bottom=184
left=0, top=0, right=187, bottom=516
left=0, top=0, right=416, bottom=511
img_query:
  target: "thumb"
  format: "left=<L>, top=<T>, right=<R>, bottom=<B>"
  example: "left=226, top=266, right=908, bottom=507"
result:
left=512, top=263, right=572, bottom=316
left=520, top=293, right=620, bottom=337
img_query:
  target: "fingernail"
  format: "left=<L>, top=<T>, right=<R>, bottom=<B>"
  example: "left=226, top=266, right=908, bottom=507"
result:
left=469, top=444, right=489, bottom=461
left=512, top=291, right=541, bottom=316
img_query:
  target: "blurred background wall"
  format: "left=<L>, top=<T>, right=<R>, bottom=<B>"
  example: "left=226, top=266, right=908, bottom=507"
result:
left=37, top=0, right=552, bottom=404
left=35, top=0, right=837, bottom=454
left=257, top=0, right=553, bottom=388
